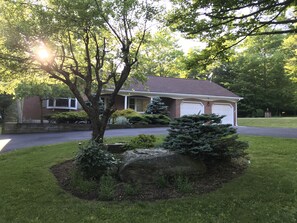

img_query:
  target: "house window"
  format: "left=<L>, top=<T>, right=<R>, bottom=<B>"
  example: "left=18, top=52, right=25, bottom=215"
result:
left=128, top=97, right=149, bottom=112
left=47, top=98, right=78, bottom=110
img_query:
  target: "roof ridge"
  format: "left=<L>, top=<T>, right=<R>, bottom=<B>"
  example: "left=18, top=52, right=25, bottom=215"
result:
left=148, top=76, right=211, bottom=82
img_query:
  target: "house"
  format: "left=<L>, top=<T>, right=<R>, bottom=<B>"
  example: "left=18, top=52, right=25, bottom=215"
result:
left=22, top=76, right=242, bottom=125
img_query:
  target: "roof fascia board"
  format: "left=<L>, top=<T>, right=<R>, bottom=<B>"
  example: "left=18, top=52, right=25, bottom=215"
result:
left=103, top=89, right=243, bottom=101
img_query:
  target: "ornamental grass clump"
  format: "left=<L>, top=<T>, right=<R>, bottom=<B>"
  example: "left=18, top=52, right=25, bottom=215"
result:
left=163, top=114, right=248, bottom=162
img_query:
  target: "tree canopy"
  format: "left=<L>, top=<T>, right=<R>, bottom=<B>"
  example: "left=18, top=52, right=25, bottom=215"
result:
left=167, top=0, right=297, bottom=53
left=135, top=28, right=185, bottom=77
left=212, top=34, right=297, bottom=116
left=0, top=0, right=158, bottom=141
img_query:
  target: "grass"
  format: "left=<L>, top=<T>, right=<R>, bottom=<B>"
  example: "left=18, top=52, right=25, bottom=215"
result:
left=238, top=117, right=297, bottom=128
left=1, top=136, right=297, bottom=222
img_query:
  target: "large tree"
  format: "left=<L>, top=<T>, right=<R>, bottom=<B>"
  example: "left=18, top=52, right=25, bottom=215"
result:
left=135, top=28, right=186, bottom=78
left=212, top=34, right=297, bottom=116
left=167, top=0, right=297, bottom=54
left=0, top=0, right=157, bottom=142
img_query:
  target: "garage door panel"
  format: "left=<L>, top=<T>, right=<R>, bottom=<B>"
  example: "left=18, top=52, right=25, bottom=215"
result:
left=212, top=104, right=234, bottom=125
left=180, top=102, right=204, bottom=116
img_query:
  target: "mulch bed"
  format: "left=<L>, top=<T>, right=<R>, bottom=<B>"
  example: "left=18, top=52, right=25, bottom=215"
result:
left=51, top=158, right=248, bottom=202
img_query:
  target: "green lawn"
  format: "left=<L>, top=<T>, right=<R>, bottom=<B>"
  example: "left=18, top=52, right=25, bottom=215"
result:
left=238, top=117, right=297, bottom=128
left=1, top=136, right=297, bottom=223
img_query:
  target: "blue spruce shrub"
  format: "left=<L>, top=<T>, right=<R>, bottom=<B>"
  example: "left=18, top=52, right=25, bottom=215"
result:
left=163, top=114, right=248, bottom=162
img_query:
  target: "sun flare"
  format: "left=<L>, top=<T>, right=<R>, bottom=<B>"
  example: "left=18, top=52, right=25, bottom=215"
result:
left=36, top=48, right=50, bottom=61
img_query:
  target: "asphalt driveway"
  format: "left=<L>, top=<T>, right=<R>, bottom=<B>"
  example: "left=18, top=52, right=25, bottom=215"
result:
left=0, top=126, right=297, bottom=153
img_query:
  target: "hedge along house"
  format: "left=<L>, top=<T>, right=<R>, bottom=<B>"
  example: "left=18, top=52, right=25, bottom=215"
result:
left=22, top=76, right=242, bottom=125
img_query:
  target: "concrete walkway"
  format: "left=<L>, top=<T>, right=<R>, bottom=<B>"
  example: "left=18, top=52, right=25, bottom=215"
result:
left=0, top=126, right=297, bottom=153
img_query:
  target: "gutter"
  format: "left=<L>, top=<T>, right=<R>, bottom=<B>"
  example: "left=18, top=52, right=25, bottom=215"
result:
left=103, top=89, right=243, bottom=102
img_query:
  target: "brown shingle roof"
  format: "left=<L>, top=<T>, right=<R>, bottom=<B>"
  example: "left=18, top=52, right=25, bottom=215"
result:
left=125, top=76, right=240, bottom=98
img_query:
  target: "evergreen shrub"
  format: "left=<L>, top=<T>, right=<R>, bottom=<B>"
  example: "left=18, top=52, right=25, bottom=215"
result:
left=127, top=115, right=149, bottom=125
left=163, top=114, right=248, bottom=161
left=145, top=97, right=168, bottom=115
left=144, top=114, right=171, bottom=125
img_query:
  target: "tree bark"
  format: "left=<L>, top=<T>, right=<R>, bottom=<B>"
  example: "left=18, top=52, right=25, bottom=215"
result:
left=39, top=97, right=44, bottom=124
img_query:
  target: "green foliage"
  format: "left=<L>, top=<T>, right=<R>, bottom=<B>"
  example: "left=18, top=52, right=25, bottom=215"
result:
left=15, top=81, right=72, bottom=100
left=174, top=176, right=193, bottom=194
left=167, top=0, right=295, bottom=58
left=134, top=28, right=186, bottom=78
left=163, top=114, right=248, bottom=161
left=112, top=109, right=139, bottom=118
left=145, top=97, right=168, bottom=115
left=283, top=35, right=297, bottom=83
left=0, top=0, right=158, bottom=141
left=126, top=114, right=171, bottom=125
left=47, top=111, right=89, bottom=124
left=127, top=115, right=149, bottom=125
left=98, top=175, right=117, bottom=201
left=126, top=134, right=156, bottom=149
left=213, top=35, right=297, bottom=116
left=253, top=109, right=265, bottom=117
left=123, top=183, right=141, bottom=196
left=0, top=93, right=14, bottom=122
left=75, top=141, right=118, bottom=179
left=144, top=114, right=171, bottom=125
left=111, top=109, right=139, bottom=124
left=69, top=170, right=97, bottom=193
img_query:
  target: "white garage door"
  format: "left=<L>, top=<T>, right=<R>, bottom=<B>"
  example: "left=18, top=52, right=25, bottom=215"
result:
left=180, top=101, right=204, bottom=116
left=212, top=103, right=234, bottom=125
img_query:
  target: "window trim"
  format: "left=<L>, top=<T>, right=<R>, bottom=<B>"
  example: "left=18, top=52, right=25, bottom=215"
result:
left=128, top=97, right=149, bottom=113
left=46, top=98, right=78, bottom=110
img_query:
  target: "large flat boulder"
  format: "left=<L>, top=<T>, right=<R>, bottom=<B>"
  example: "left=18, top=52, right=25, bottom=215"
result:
left=119, top=148, right=206, bottom=184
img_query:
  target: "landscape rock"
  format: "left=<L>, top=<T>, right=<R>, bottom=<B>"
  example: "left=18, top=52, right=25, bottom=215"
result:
left=119, top=148, right=206, bottom=184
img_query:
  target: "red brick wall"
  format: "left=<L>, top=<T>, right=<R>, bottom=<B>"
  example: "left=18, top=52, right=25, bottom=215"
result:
left=114, top=95, right=125, bottom=110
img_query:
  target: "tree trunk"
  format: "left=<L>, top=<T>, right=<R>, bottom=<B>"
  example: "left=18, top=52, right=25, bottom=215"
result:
left=39, top=97, right=44, bottom=124
left=16, top=99, right=24, bottom=123
left=89, top=110, right=112, bottom=143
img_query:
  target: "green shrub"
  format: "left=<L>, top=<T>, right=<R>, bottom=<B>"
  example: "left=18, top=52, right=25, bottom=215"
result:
left=98, top=175, right=117, bottom=200
left=163, top=114, right=248, bottom=162
left=123, top=183, right=141, bottom=196
left=145, top=97, right=168, bottom=115
left=253, top=109, right=265, bottom=117
left=127, top=115, right=149, bottom=125
left=174, top=175, right=193, bottom=194
left=111, top=109, right=139, bottom=122
left=75, top=141, right=118, bottom=179
left=110, top=109, right=170, bottom=125
left=113, top=116, right=129, bottom=125
left=126, top=134, right=156, bottom=149
left=69, top=170, right=97, bottom=193
left=144, top=114, right=171, bottom=125
left=47, top=111, right=89, bottom=124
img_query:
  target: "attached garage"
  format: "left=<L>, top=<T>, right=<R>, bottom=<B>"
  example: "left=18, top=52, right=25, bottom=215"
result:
left=212, top=103, right=234, bottom=125
left=180, top=101, right=204, bottom=116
